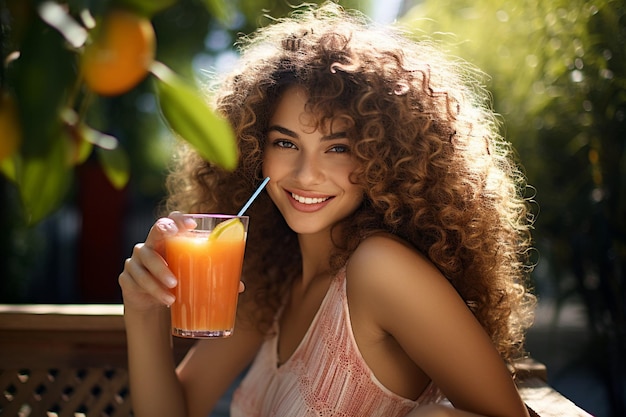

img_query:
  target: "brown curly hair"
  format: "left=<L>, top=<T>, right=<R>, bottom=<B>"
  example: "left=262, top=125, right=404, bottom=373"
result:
left=164, top=2, right=536, bottom=365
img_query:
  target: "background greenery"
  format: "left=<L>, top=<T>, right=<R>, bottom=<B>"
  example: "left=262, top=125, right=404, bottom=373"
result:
left=0, top=0, right=624, bottom=415
left=401, top=0, right=625, bottom=415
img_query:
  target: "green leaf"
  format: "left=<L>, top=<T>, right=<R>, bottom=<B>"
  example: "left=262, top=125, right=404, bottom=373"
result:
left=60, top=110, right=97, bottom=166
left=96, top=145, right=130, bottom=190
left=9, top=14, right=76, bottom=158
left=112, top=0, right=179, bottom=17
left=0, top=157, right=17, bottom=182
left=151, top=62, right=238, bottom=170
left=73, top=133, right=94, bottom=165
left=17, top=138, right=72, bottom=225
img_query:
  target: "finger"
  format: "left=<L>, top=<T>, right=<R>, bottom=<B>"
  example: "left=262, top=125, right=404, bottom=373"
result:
left=169, top=211, right=197, bottom=230
left=143, top=211, right=195, bottom=254
left=133, top=242, right=178, bottom=290
left=239, top=281, right=245, bottom=293
left=144, top=217, right=178, bottom=254
left=123, top=247, right=176, bottom=305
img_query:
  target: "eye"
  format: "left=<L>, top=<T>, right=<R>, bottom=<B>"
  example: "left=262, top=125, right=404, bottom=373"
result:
left=273, top=139, right=297, bottom=149
left=328, top=144, right=350, bottom=154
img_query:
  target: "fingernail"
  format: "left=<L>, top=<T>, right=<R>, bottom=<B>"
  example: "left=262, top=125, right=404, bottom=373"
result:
left=157, top=220, right=175, bottom=233
left=164, top=294, right=175, bottom=306
left=183, top=218, right=197, bottom=228
left=166, top=276, right=177, bottom=288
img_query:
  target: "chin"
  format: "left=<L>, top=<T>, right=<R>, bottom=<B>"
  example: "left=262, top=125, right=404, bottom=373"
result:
left=283, top=217, right=331, bottom=236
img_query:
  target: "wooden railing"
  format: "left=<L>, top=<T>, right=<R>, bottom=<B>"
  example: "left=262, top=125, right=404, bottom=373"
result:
left=0, top=304, right=592, bottom=417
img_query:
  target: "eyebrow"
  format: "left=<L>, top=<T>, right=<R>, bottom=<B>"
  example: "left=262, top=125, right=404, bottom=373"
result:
left=267, top=125, right=348, bottom=141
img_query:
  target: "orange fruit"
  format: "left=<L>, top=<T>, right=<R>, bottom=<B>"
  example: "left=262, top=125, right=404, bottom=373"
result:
left=0, top=91, right=22, bottom=161
left=81, top=9, right=156, bottom=96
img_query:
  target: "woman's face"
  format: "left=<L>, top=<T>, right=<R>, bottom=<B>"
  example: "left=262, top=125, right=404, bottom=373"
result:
left=262, top=86, right=363, bottom=236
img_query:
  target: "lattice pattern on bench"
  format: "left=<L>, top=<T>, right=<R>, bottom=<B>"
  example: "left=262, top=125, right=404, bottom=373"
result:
left=1, top=367, right=132, bottom=417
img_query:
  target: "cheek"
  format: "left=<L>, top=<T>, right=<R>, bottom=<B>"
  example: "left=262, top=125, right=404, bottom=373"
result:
left=336, top=164, right=359, bottom=186
left=345, top=172, right=365, bottom=206
left=265, top=185, right=280, bottom=206
left=263, top=151, right=293, bottom=181
left=349, top=191, right=365, bottom=211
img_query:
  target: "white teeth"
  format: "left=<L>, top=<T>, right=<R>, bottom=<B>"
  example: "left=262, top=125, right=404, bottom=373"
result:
left=291, top=193, right=330, bottom=204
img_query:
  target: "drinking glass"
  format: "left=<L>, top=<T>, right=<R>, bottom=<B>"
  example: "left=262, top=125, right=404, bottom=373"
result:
left=165, top=214, right=248, bottom=338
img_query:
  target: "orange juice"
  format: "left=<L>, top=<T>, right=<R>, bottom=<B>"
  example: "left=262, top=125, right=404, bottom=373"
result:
left=165, top=215, right=247, bottom=338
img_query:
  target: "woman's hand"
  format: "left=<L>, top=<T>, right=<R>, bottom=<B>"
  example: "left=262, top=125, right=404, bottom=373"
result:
left=118, top=212, right=246, bottom=313
left=118, top=212, right=190, bottom=312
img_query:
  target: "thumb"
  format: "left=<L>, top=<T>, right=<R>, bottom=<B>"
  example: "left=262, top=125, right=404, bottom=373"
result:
left=144, top=212, right=193, bottom=253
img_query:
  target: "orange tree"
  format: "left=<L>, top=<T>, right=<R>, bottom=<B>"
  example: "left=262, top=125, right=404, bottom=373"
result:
left=0, top=0, right=250, bottom=303
left=0, top=0, right=238, bottom=226
left=0, top=0, right=258, bottom=301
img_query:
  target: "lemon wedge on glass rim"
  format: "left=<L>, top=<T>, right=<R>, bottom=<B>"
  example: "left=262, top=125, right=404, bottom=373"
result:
left=209, top=218, right=245, bottom=241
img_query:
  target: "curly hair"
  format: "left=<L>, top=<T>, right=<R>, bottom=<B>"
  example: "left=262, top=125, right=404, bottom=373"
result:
left=164, top=2, right=536, bottom=365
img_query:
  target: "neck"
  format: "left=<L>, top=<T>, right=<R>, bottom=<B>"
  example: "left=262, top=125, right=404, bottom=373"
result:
left=297, top=230, right=336, bottom=288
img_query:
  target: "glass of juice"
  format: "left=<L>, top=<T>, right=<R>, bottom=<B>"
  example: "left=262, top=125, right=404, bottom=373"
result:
left=165, top=214, right=249, bottom=338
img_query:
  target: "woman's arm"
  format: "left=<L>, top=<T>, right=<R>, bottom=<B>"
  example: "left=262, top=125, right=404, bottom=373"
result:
left=347, top=235, right=530, bottom=417
left=124, top=305, right=186, bottom=417
left=119, top=215, right=190, bottom=416
left=124, top=303, right=263, bottom=417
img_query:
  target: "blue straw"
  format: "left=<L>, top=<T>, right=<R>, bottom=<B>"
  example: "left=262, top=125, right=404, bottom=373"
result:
left=237, top=177, right=270, bottom=216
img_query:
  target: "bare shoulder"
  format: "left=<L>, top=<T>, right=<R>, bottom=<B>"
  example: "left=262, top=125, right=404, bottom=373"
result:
left=345, top=232, right=490, bottom=348
left=346, top=233, right=449, bottom=301
left=349, top=233, right=435, bottom=268
left=347, top=235, right=527, bottom=416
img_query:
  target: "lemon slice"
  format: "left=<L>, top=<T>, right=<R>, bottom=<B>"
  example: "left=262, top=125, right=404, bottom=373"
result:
left=210, top=218, right=245, bottom=241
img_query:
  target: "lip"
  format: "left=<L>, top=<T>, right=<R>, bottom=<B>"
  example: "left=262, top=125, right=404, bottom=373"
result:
left=285, top=189, right=334, bottom=213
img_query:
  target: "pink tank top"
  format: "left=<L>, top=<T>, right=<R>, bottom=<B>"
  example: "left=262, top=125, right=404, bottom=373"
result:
left=230, top=266, right=443, bottom=417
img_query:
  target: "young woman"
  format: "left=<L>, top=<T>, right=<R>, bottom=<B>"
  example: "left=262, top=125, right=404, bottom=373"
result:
left=119, top=3, right=536, bottom=416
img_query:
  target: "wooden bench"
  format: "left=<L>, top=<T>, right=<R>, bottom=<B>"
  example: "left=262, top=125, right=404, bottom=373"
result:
left=0, top=304, right=592, bottom=417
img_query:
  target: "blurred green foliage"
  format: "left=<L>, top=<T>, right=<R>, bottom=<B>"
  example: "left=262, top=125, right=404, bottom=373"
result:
left=0, top=0, right=240, bottom=225
left=403, top=0, right=625, bottom=324
left=402, top=0, right=625, bottom=413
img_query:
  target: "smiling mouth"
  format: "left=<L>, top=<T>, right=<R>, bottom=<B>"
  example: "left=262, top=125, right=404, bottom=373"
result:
left=291, top=192, right=331, bottom=205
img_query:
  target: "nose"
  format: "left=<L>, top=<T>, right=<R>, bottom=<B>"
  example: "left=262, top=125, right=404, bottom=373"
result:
left=295, top=150, right=324, bottom=185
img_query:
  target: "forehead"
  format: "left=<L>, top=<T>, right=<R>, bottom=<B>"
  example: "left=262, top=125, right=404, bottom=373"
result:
left=270, top=85, right=352, bottom=134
